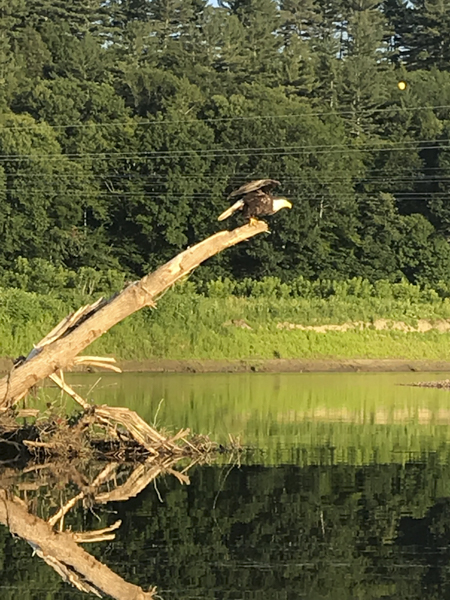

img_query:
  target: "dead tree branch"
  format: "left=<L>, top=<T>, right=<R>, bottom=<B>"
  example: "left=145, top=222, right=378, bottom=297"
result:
left=0, top=222, right=268, bottom=409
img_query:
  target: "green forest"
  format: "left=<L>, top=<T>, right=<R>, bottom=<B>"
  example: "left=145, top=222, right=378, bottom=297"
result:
left=3, top=0, right=450, bottom=286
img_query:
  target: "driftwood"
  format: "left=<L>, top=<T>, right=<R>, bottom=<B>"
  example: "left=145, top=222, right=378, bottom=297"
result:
left=0, top=222, right=268, bottom=409
left=0, top=222, right=257, bottom=597
left=5, top=369, right=214, bottom=462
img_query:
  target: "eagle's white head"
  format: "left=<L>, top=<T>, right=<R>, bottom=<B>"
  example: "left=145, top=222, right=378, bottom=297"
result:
left=272, top=198, right=293, bottom=213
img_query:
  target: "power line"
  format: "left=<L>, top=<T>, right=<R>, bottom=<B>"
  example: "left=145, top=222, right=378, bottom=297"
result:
left=0, top=134, right=446, bottom=161
left=0, top=188, right=445, bottom=201
left=0, top=173, right=424, bottom=181
left=0, top=141, right=446, bottom=162
left=0, top=170, right=448, bottom=183
left=1, top=103, right=450, bottom=132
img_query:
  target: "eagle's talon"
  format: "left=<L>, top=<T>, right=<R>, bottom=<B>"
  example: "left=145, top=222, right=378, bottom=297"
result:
left=249, top=217, right=259, bottom=226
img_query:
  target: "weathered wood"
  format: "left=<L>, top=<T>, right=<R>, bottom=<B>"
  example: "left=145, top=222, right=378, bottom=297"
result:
left=0, top=222, right=268, bottom=409
left=0, top=491, right=155, bottom=599
left=49, top=371, right=194, bottom=455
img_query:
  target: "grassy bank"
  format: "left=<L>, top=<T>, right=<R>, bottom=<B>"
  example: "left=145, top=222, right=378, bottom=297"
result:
left=2, top=277, right=450, bottom=361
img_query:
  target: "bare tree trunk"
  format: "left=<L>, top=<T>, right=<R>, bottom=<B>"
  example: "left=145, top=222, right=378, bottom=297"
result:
left=0, top=222, right=268, bottom=409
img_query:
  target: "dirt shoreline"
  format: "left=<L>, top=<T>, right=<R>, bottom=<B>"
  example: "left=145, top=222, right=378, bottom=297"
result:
left=2, top=357, right=450, bottom=374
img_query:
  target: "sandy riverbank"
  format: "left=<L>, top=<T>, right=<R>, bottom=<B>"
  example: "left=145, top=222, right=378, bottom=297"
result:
left=2, top=357, right=450, bottom=374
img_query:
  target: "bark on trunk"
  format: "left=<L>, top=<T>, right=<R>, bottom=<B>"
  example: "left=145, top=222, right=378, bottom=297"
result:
left=0, top=222, right=268, bottom=409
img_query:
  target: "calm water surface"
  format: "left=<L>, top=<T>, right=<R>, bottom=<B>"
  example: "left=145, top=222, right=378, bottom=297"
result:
left=3, top=371, right=450, bottom=599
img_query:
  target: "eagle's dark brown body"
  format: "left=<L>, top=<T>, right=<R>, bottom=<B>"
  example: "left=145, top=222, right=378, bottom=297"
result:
left=240, top=189, right=276, bottom=219
left=218, top=179, right=291, bottom=222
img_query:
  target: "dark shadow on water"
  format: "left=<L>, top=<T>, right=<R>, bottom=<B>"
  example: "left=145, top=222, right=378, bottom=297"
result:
left=2, top=454, right=450, bottom=598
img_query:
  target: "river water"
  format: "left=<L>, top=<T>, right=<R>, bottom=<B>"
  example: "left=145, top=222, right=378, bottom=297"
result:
left=2, top=371, right=450, bottom=599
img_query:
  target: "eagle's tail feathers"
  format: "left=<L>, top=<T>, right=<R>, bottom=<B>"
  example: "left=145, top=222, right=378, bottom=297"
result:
left=217, top=199, right=244, bottom=221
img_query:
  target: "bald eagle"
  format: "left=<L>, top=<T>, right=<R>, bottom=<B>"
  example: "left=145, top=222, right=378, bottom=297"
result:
left=218, top=179, right=292, bottom=224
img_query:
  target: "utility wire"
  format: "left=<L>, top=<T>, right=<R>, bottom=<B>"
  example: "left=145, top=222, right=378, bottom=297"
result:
left=2, top=171, right=448, bottom=181
left=0, top=189, right=444, bottom=201
left=0, top=134, right=446, bottom=160
left=0, top=142, right=446, bottom=162
left=1, top=103, right=450, bottom=132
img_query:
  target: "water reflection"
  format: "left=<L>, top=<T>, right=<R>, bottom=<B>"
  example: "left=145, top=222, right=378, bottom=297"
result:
left=2, top=372, right=450, bottom=598
left=60, top=371, right=450, bottom=464
left=0, top=457, right=199, bottom=598
left=93, top=460, right=450, bottom=600
left=4, top=458, right=450, bottom=599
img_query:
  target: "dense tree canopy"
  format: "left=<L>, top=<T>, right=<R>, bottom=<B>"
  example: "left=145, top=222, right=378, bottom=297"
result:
left=1, top=0, right=450, bottom=284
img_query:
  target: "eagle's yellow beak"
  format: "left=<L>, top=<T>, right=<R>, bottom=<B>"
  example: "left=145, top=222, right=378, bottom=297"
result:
left=279, top=199, right=292, bottom=209
left=272, top=198, right=292, bottom=213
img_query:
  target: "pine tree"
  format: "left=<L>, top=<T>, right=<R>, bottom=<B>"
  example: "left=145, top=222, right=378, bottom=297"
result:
left=279, top=0, right=344, bottom=103
left=311, top=0, right=345, bottom=106
left=338, top=0, right=392, bottom=136
left=404, top=0, right=450, bottom=70
left=382, top=0, right=410, bottom=63
left=219, top=0, right=283, bottom=83
left=200, top=8, right=248, bottom=86
left=28, top=0, right=106, bottom=37
left=278, top=0, right=320, bottom=94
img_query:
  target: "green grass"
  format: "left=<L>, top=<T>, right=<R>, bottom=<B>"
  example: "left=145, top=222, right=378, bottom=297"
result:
left=3, top=285, right=450, bottom=360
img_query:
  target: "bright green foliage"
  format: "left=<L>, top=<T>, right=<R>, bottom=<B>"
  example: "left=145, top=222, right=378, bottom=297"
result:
left=2, top=276, right=450, bottom=360
left=0, top=112, right=88, bottom=267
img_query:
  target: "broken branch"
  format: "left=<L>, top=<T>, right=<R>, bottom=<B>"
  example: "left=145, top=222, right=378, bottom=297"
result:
left=0, top=222, right=268, bottom=409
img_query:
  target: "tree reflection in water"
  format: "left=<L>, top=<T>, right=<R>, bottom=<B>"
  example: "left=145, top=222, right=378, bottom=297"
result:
left=0, top=456, right=202, bottom=599
left=3, top=455, right=450, bottom=598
